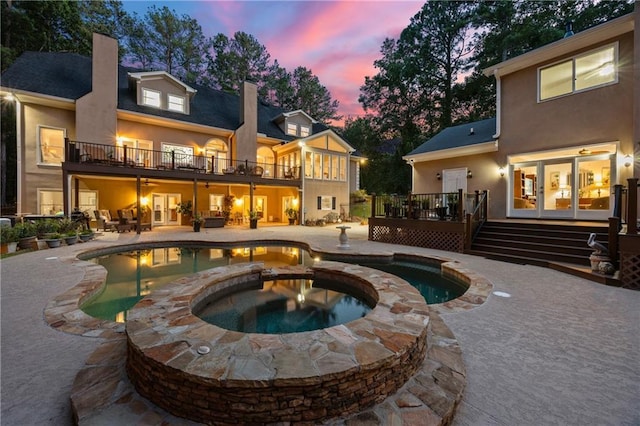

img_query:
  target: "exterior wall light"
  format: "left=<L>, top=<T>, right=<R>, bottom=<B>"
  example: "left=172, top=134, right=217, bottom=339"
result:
left=467, top=170, right=472, bottom=179
left=624, top=154, right=632, bottom=168
left=499, top=167, right=505, bottom=177
left=436, top=172, right=441, bottom=180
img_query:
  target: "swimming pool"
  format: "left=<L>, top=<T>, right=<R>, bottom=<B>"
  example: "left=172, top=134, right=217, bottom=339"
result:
left=81, top=243, right=467, bottom=322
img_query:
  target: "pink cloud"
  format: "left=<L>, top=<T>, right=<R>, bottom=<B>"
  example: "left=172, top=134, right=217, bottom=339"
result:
left=141, top=0, right=424, bottom=125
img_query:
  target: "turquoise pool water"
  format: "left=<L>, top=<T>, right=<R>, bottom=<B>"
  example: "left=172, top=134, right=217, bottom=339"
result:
left=195, top=278, right=372, bottom=334
left=81, top=244, right=466, bottom=322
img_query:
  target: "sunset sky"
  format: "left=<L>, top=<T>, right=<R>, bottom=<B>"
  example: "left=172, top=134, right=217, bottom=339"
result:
left=122, top=1, right=424, bottom=122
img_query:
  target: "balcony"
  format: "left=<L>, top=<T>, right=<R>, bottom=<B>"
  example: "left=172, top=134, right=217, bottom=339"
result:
left=63, top=139, right=301, bottom=184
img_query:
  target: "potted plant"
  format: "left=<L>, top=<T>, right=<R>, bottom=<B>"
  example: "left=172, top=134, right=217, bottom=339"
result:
left=248, top=210, right=259, bottom=229
left=192, top=214, right=204, bottom=232
left=0, top=226, right=19, bottom=254
left=43, top=233, right=63, bottom=248
left=64, top=231, right=79, bottom=245
left=285, top=208, right=298, bottom=225
left=15, top=222, right=37, bottom=250
left=79, top=229, right=94, bottom=242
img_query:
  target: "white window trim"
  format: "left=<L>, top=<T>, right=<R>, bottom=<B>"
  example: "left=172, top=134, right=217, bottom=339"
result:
left=286, top=122, right=298, bottom=136
left=538, top=42, right=618, bottom=102
left=142, top=88, right=162, bottom=108
left=300, top=125, right=310, bottom=137
left=167, top=94, right=186, bottom=113
left=37, top=125, right=66, bottom=167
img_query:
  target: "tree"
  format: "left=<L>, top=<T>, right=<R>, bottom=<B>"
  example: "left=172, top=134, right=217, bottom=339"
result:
left=285, top=66, right=341, bottom=124
left=125, top=5, right=208, bottom=83
left=206, top=31, right=271, bottom=95
left=1, top=0, right=85, bottom=70
left=401, top=1, right=476, bottom=130
left=78, top=0, right=133, bottom=59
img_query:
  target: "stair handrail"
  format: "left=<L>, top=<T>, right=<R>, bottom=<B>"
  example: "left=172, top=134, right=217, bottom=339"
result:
left=464, top=190, right=488, bottom=250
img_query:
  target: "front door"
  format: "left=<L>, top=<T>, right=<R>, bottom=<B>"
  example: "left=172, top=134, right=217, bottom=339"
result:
left=152, top=194, right=181, bottom=226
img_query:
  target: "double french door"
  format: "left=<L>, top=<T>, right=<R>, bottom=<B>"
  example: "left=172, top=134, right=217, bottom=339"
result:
left=152, top=194, right=181, bottom=226
left=511, top=155, right=613, bottom=219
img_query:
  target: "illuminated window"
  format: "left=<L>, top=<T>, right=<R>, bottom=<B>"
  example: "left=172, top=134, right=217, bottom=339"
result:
left=300, top=125, right=310, bottom=137
left=539, top=43, right=617, bottom=101
left=142, top=89, right=161, bottom=107
left=167, top=94, right=185, bottom=112
left=287, top=123, right=297, bottom=136
left=38, top=126, right=65, bottom=165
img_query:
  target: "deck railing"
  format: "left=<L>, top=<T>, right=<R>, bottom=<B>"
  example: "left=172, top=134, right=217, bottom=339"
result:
left=371, top=189, right=469, bottom=222
left=65, top=139, right=301, bottom=180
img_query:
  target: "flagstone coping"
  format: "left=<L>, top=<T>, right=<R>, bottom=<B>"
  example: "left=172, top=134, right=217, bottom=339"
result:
left=43, top=243, right=492, bottom=339
left=71, top=305, right=465, bottom=426
left=124, top=262, right=430, bottom=423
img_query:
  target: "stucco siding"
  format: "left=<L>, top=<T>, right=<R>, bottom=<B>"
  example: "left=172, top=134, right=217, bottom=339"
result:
left=412, top=152, right=505, bottom=219
left=500, top=34, right=634, bottom=156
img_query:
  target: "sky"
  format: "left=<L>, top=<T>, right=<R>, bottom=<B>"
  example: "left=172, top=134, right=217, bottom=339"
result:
left=121, top=1, right=424, bottom=123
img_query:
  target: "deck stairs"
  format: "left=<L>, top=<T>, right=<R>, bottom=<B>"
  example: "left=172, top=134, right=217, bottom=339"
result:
left=468, top=221, right=609, bottom=268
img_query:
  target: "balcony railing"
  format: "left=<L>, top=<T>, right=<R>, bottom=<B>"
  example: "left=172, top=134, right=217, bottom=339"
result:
left=65, top=139, right=301, bottom=180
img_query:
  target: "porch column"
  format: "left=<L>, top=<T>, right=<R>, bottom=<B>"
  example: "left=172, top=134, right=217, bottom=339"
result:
left=62, top=169, right=70, bottom=216
left=193, top=179, right=198, bottom=217
left=74, top=178, right=80, bottom=210
left=136, top=176, right=141, bottom=235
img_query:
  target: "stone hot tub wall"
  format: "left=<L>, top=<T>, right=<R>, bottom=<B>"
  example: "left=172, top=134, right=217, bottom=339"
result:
left=125, top=262, right=431, bottom=424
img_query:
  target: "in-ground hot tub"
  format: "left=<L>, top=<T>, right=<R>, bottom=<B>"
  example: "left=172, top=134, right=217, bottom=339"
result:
left=125, top=261, right=431, bottom=424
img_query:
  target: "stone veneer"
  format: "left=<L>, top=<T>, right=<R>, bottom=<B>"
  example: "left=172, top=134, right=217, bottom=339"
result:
left=125, top=262, right=431, bottom=424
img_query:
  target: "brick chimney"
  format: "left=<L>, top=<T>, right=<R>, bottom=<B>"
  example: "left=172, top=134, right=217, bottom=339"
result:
left=235, top=81, right=258, bottom=163
left=75, top=33, right=118, bottom=144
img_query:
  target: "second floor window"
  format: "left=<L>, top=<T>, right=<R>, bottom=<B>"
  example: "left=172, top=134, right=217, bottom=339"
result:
left=539, top=43, right=617, bottom=101
left=38, top=126, right=65, bottom=166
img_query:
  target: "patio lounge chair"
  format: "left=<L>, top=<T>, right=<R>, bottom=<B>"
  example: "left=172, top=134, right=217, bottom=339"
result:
left=94, top=210, right=118, bottom=232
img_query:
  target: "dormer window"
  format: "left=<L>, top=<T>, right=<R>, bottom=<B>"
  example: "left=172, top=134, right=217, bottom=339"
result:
left=168, top=94, right=185, bottom=113
left=142, top=89, right=161, bottom=108
left=129, top=71, right=196, bottom=115
left=300, top=125, right=310, bottom=138
left=287, top=123, right=297, bottom=136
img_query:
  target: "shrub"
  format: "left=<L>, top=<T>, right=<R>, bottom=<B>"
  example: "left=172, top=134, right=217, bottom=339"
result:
left=14, top=222, right=37, bottom=238
left=0, top=226, right=19, bottom=243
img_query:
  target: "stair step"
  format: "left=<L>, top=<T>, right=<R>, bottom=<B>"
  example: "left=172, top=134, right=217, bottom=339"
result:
left=470, top=243, right=590, bottom=266
left=472, top=238, right=592, bottom=257
left=473, top=232, right=598, bottom=249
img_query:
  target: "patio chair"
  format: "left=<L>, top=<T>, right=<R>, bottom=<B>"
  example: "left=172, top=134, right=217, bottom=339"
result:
left=94, top=210, right=118, bottom=232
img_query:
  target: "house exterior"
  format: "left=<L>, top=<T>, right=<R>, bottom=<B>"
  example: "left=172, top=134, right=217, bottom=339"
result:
left=405, top=8, right=638, bottom=221
left=0, top=33, right=360, bottom=228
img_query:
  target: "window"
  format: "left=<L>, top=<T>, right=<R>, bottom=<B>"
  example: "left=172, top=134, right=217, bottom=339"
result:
left=323, top=154, right=330, bottom=179
left=300, top=125, right=310, bottom=137
left=161, top=143, right=193, bottom=167
left=287, top=123, right=297, bottom=136
left=317, top=196, right=336, bottom=211
left=313, top=152, right=322, bottom=179
left=142, top=89, right=161, bottom=107
left=539, top=44, right=617, bottom=101
left=305, top=151, right=313, bottom=177
left=331, top=155, right=339, bottom=180
left=339, top=157, right=346, bottom=181
left=38, top=126, right=65, bottom=165
left=38, top=189, right=97, bottom=215
left=209, top=194, right=224, bottom=213
left=167, top=94, right=185, bottom=113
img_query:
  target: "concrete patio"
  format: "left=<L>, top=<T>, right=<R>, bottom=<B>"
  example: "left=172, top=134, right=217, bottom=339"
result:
left=1, top=224, right=638, bottom=425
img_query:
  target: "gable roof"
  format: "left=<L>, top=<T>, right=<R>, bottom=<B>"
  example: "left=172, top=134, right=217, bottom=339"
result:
left=128, top=71, right=197, bottom=94
left=0, top=51, right=332, bottom=142
left=483, top=12, right=634, bottom=78
left=406, top=117, right=497, bottom=156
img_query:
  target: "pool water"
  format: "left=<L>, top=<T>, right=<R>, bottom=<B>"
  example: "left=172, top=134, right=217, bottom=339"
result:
left=81, top=244, right=466, bottom=322
left=195, top=278, right=372, bottom=334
